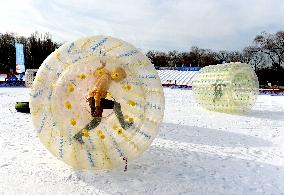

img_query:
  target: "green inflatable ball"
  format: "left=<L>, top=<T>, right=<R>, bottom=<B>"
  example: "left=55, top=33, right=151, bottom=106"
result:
left=192, top=62, right=259, bottom=113
left=15, top=102, right=30, bottom=113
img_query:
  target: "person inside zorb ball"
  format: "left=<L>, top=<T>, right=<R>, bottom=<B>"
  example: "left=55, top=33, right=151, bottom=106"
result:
left=73, top=59, right=132, bottom=144
left=30, top=36, right=165, bottom=170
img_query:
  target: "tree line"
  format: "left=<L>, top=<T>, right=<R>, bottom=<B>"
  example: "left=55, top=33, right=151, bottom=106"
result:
left=0, top=31, right=283, bottom=85
left=0, top=32, right=60, bottom=72
left=147, top=31, right=284, bottom=85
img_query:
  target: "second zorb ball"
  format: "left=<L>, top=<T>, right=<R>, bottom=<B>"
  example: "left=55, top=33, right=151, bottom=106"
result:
left=192, top=62, right=259, bottom=113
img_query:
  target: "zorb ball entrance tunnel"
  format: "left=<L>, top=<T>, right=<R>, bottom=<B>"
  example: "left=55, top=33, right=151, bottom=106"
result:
left=192, top=62, right=259, bottom=113
left=30, top=36, right=165, bottom=170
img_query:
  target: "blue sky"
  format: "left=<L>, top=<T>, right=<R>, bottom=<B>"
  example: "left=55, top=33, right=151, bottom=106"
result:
left=1, top=0, right=284, bottom=51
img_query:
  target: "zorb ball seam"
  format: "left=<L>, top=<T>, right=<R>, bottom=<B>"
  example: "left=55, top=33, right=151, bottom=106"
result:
left=192, top=62, right=259, bottom=113
left=30, top=36, right=165, bottom=170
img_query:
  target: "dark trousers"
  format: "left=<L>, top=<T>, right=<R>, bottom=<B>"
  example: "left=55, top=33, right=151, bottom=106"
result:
left=74, top=98, right=133, bottom=144
left=88, top=98, right=115, bottom=117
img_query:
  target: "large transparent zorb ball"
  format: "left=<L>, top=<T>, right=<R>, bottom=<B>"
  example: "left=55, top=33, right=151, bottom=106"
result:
left=30, top=36, right=165, bottom=170
left=192, top=62, right=259, bottom=113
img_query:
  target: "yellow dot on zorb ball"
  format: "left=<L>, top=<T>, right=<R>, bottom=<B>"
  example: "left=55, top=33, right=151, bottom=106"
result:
left=65, top=101, right=72, bottom=109
left=79, top=74, right=86, bottom=80
left=95, top=69, right=104, bottom=76
left=123, top=84, right=132, bottom=91
left=127, top=100, right=136, bottom=106
left=29, top=35, right=165, bottom=171
left=68, top=83, right=75, bottom=93
left=111, top=72, right=120, bottom=79
left=70, top=118, right=77, bottom=126
left=127, top=117, right=134, bottom=123
left=96, top=130, right=105, bottom=139
left=82, top=129, right=89, bottom=137
left=117, top=129, right=123, bottom=134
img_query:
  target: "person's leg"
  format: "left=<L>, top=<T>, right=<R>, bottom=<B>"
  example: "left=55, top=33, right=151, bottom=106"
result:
left=100, top=98, right=115, bottom=109
left=89, top=96, right=108, bottom=118
left=88, top=97, right=97, bottom=117
left=95, top=106, right=102, bottom=117
left=73, top=98, right=113, bottom=144
left=74, top=99, right=133, bottom=144
left=113, top=101, right=133, bottom=129
left=73, top=117, right=102, bottom=144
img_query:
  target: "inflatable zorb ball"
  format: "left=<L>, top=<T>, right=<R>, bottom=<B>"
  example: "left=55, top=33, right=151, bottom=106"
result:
left=192, top=62, right=259, bottom=113
left=30, top=36, right=165, bottom=170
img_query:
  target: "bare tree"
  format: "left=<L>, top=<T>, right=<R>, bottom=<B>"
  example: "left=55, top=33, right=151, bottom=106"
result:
left=168, top=50, right=182, bottom=67
left=0, top=32, right=60, bottom=72
left=228, top=51, right=244, bottom=62
left=189, top=46, right=205, bottom=67
left=146, top=51, right=170, bottom=67
left=199, top=49, right=218, bottom=66
left=253, top=31, right=284, bottom=70
left=216, top=50, right=230, bottom=63
left=0, top=33, right=16, bottom=72
left=243, top=46, right=266, bottom=70
left=179, top=52, right=191, bottom=66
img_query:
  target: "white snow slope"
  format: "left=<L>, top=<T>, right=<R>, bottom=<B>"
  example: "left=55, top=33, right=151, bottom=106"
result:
left=157, top=70, right=198, bottom=86
left=0, top=87, right=284, bottom=195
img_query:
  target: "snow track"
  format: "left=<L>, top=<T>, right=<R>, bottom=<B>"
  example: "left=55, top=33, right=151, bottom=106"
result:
left=0, top=87, right=283, bottom=194
left=157, top=70, right=198, bottom=86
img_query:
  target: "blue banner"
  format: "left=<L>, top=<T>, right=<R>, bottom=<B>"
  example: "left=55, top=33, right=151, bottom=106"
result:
left=176, top=67, right=201, bottom=71
left=15, top=43, right=25, bottom=73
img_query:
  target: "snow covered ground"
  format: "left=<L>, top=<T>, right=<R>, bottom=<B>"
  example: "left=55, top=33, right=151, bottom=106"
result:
left=0, top=87, right=284, bottom=194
